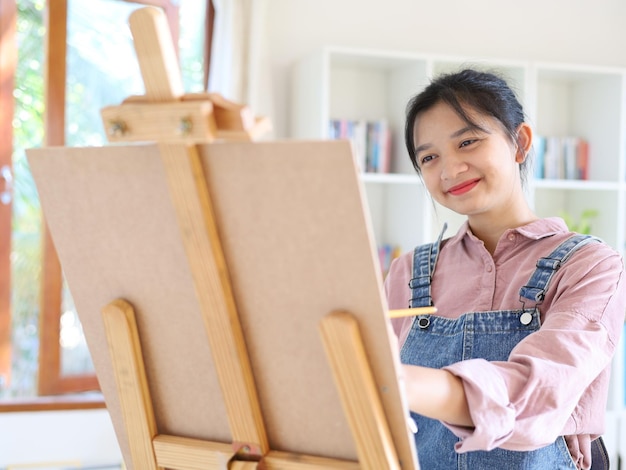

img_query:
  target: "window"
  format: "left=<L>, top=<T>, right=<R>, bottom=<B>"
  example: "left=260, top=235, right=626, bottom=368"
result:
left=0, top=0, right=211, bottom=408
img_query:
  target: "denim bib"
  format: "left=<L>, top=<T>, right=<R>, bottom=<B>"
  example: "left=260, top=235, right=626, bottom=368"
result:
left=400, top=227, right=604, bottom=469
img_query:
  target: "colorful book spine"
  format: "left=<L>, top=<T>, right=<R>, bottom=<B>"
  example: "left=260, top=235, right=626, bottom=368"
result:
left=328, top=118, right=392, bottom=173
left=378, top=244, right=402, bottom=277
left=533, top=135, right=589, bottom=180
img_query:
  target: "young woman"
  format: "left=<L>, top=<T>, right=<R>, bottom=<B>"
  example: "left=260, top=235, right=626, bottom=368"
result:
left=386, top=69, right=626, bottom=469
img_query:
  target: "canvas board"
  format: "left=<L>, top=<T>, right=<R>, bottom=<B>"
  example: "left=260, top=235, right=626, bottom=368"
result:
left=26, top=140, right=418, bottom=469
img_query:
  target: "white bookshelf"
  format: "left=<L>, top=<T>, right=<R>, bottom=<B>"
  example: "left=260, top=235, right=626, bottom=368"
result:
left=291, top=45, right=626, bottom=464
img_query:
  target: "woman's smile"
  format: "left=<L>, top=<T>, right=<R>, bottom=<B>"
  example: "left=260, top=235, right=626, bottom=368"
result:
left=446, top=178, right=481, bottom=196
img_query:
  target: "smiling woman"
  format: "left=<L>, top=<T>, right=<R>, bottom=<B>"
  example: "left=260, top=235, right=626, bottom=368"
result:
left=387, top=68, right=626, bottom=470
left=0, top=0, right=209, bottom=405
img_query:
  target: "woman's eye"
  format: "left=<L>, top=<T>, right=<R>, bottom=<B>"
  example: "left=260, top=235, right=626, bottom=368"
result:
left=460, top=139, right=477, bottom=148
left=420, top=154, right=435, bottom=165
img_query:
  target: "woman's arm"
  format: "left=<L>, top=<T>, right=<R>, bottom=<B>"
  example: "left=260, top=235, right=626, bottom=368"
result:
left=387, top=317, right=473, bottom=428
left=402, top=364, right=473, bottom=427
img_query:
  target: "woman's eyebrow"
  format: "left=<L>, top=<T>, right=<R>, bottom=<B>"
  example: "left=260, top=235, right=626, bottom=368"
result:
left=450, top=125, right=476, bottom=139
left=414, top=141, right=432, bottom=155
left=414, top=125, right=479, bottom=155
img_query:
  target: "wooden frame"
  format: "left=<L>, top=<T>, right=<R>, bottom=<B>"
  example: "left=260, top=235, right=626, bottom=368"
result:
left=38, top=0, right=100, bottom=396
left=0, top=0, right=214, bottom=409
left=0, top=0, right=17, bottom=392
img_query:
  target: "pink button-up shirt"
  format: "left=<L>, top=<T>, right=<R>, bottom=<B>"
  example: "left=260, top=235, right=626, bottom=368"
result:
left=386, top=218, right=626, bottom=469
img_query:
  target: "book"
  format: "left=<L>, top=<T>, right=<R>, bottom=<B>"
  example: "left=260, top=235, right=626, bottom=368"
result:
left=378, top=244, right=402, bottom=277
left=328, top=118, right=391, bottom=173
left=534, top=135, right=589, bottom=181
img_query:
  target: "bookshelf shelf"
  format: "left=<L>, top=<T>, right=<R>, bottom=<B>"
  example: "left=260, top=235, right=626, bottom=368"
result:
left=360, top=172, right=420, bottom=185
left=532, top=179, right=621, bottom=191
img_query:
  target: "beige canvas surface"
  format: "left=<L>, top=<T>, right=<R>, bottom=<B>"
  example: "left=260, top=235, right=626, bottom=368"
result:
left=26, top=140, right=418, bottom=469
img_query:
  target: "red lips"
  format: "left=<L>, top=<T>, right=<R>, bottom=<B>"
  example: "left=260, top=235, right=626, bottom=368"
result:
left=447, top=179, right=480, bottom=196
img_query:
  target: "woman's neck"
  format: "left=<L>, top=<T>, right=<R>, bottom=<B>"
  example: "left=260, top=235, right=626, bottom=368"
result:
left=468, top=204, right=538, bottom=255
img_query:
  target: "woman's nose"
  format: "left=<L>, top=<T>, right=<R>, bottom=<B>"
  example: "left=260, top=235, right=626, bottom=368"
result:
left=440, top=154, right=468, bottom=180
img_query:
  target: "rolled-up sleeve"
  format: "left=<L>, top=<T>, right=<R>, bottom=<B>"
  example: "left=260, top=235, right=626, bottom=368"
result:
left=442, top=248, right=626, bottom=452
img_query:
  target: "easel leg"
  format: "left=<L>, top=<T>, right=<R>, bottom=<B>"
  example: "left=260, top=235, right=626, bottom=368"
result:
left=319, top=311, right=401, bottom=470
left=102, top=299, right=162, bottom=470
left=159, top=142, right=268, bottom=457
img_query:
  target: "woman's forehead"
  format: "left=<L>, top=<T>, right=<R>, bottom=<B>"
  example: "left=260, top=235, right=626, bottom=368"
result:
left=413, top=102, right=494, bottom=138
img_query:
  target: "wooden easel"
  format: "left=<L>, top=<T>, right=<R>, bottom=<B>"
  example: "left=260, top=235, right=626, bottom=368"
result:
left=92, top=7, right=420, bottom=470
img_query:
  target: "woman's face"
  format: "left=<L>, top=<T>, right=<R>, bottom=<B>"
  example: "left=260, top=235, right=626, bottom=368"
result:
left=412, top=101, right=528, bottom=220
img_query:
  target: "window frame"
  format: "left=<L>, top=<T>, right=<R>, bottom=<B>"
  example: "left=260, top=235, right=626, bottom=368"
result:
left=0, top=0, right=215, bottom=412
left=0, top=0, right=16, bottom=395
left=38, top=0, right=181, bottom=399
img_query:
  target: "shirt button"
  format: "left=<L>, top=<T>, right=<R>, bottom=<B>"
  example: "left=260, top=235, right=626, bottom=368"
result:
left=486, top=265, right=493, bottom=273
left=508, top=234, right=516, bottom=242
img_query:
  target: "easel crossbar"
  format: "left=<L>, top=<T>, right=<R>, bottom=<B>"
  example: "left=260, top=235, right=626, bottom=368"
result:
left=153, top=436, right=361, bottom=470
left=153, top=434, right=234, bottom=470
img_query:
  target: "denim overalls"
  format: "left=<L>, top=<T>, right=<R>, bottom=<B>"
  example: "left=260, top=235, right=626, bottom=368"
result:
left=400, top=228, right=607, bottom=469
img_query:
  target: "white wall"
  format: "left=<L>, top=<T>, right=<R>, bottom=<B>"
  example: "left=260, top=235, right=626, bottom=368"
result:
left=264, top=0, right=626, bottom=138
left=0, top=409, right=122, bottom=467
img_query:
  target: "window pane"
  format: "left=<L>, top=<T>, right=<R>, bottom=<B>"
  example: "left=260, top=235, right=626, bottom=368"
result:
left=66, top=0, right=145, bottom=147
left=6, top=0, right=207, bottom=399
left=62, top=0, right=207, bottom=379
left=66, top=0, right=208, bottom=146
left=59, top=279, right=91, bottom=375
left=179, top=1, right=207, bottom=93
left=59, top=0, right=146, bottom=380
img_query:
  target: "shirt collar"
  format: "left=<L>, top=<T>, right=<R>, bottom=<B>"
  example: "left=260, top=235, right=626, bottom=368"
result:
left=444, top=217, right=569, bottom=248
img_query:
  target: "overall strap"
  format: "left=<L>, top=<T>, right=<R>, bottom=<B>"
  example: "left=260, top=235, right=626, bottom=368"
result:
left=408, top=223, right=447, bottom=308
left=519, top=234, right=601, bottom=309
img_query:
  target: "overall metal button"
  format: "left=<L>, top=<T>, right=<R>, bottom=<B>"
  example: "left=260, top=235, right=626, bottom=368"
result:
left=417, top=316, right=430, bottom=329
left=519, top=311, right=533, bottom=325
left=408, top=417, right=418, bottom=433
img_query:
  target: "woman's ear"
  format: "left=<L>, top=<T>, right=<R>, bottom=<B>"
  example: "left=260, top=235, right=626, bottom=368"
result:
left=515, top=123, right=533, bottom=163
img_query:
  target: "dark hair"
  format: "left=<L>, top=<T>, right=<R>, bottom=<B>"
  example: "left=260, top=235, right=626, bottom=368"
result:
left=404, top=68, right=530, bottom=185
